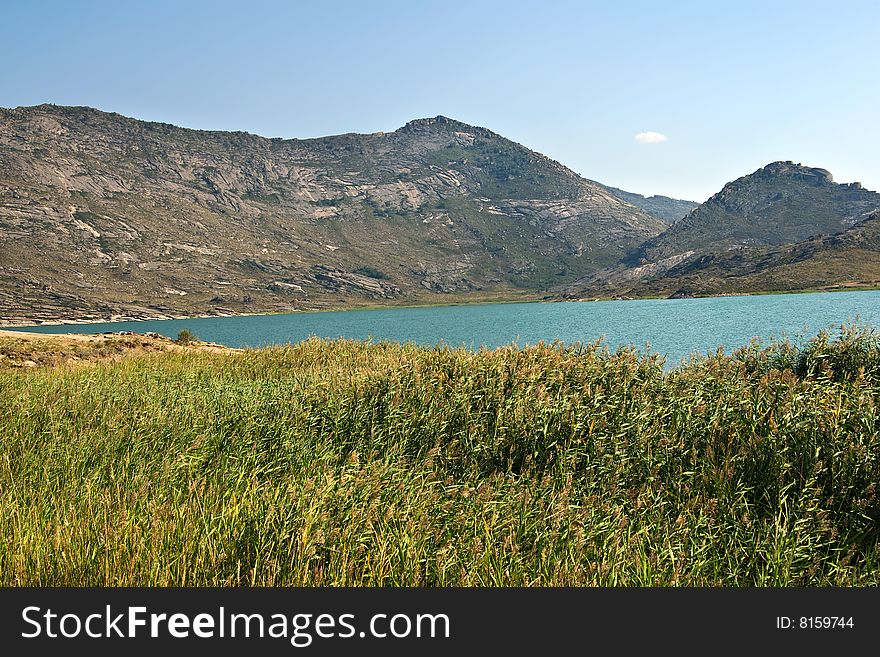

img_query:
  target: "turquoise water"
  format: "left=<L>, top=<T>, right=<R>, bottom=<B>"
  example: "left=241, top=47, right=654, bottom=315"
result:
left=9, top=290, right=880, bottom=366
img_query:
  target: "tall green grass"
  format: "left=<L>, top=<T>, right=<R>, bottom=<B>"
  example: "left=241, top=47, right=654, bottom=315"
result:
left=1, top=327, right=878, bottom=585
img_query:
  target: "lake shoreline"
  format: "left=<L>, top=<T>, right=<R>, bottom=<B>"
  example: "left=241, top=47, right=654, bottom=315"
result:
left=4, top=283, right=880, bottom=331
left=7, top=288, right=880, bottom=368
left=0, top=295, right=543, bottom=330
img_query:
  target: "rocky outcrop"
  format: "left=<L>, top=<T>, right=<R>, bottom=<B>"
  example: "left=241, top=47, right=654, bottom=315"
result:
left=310, top=266, right=401, bottom=298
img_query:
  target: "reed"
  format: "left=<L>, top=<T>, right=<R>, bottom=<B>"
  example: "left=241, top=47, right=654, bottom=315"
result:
left=1, top=326, right=878, bottom=585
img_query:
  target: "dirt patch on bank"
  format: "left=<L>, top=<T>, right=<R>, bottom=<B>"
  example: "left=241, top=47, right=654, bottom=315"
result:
left=0, top=330, right=237, bottom=368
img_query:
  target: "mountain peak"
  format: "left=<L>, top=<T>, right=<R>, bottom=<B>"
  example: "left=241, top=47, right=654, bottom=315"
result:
left=398, top=115, right=484, bottom=134
left=710, top=161, right=837, bottom=203
left=757, top=160, right=833, bottom=184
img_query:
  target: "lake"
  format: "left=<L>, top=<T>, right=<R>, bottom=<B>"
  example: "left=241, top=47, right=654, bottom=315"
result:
left=9, top=290, right=880, bottom=366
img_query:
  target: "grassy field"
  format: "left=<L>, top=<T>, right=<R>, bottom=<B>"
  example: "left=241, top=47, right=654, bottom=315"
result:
left=0, top=327, right=878, bottom=585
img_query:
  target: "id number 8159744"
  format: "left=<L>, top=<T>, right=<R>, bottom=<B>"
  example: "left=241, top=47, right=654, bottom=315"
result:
left=776, top=617, right=854, bottom=630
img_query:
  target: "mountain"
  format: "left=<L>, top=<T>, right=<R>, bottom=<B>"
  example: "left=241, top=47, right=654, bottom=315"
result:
left=616, top=210, right=880, bottom=297
left=599, top=186, right=698, bottom=224
left=561, top=162, right=880, bottom=299
left=0, top=105, right=666, bottom=323
left=632, top=161, right=880, bottom=265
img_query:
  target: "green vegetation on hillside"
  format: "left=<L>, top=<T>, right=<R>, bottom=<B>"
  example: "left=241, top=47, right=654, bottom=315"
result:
left=634, top=161, right=880, bottom=265
left=1, top=326, right=878, bottom=585
left=616, top=212, right=880, bottom=298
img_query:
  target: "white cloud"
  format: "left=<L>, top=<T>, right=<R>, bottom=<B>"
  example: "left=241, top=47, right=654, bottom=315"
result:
left=634, top=131, right=668, bottom=144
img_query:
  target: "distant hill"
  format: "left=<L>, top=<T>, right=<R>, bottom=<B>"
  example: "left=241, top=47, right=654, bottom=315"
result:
left=560, top=162, right=880, bottom=299
left=633, top=161, right=880, bottom=264
left=0, top=105, right=666, bottom=323
left=612, top=210, right=880, bottom=297
left=599, top=186, right=698, bottom=224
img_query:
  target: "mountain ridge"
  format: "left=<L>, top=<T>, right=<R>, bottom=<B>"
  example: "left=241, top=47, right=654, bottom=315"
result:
left=560, top=162, right=880, bottom=299
left=609, top=210, right=880, bottom=298
left=0, top=104, right=667, bottom=323
left=632, top=160, right=880, bottom=265
left=4, top=104, right=880, bottom=322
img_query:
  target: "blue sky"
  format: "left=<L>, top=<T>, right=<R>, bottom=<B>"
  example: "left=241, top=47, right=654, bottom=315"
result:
left=2, top=0, right=878, bottom=201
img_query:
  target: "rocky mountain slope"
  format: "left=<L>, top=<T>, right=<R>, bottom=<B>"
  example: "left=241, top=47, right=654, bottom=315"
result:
left=619, top=210, right=880, bottom=297
left=561, top=162, right=880, bottom=299
left=633, top=161, right=880, bottom=264
left=4, top=105, right=879, bottom=322
left=0, top=105, right=667, bottom=323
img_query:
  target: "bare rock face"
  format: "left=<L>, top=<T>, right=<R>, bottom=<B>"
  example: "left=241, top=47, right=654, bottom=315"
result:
left=310, top=266, right=401, bottom=298
left=0, top=105, right=667, bottom=323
